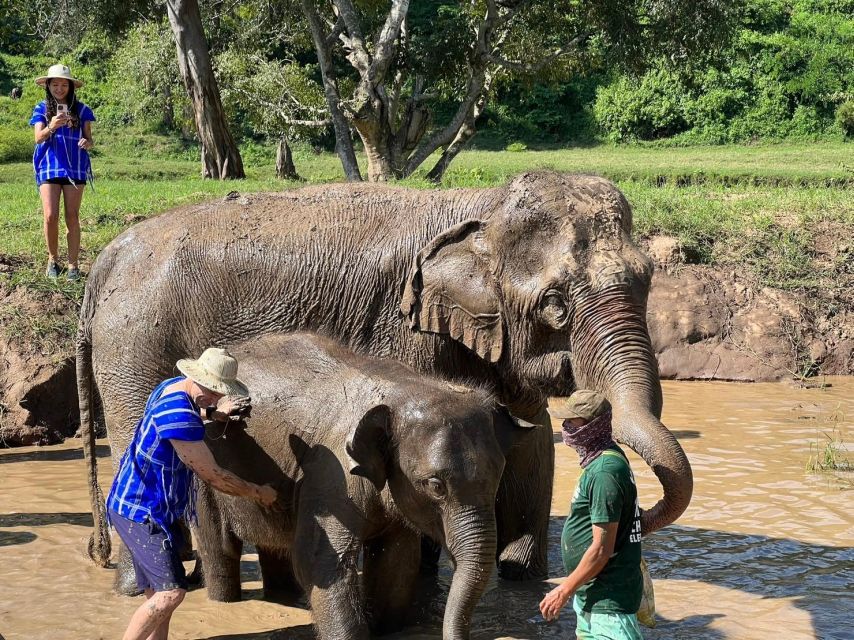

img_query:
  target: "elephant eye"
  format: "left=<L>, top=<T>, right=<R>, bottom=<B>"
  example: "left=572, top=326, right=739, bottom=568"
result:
left=540, top=292, right=569, bottom=329
left=423, top=477, right=447, bottom=499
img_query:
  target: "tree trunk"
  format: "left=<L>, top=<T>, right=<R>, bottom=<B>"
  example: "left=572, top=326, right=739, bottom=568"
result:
left=302, top=0, right=362, bottom=182
left=166, top=0, right=245, bottom=179
left=352, top=114, right=396, bottom=181
left=425, top=78, right=491, bottom=183
left=276, top=137, right=300, bottom=180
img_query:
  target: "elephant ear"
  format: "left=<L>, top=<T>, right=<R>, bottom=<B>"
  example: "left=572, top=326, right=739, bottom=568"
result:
left=400, top=220, right=503, bottom=363
left=345, top=405, right=392, bottom=491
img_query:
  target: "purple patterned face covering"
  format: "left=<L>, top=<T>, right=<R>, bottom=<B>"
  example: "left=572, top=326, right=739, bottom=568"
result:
left=562, top=411, right=615, bottom=467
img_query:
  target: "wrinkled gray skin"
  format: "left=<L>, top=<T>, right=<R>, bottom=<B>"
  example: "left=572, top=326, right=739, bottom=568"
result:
left=195, top=332, right=530, bottom=640
left=78, top=171, right=692, bottom=593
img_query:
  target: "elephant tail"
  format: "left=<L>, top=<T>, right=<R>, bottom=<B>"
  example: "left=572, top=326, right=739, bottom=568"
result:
left=77, top=287, right=111, bottom=567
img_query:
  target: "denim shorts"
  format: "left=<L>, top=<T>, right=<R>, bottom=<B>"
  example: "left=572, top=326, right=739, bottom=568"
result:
left=109, top=510, right=188, bottom=592
left=574, top=596, right=643, bottom=640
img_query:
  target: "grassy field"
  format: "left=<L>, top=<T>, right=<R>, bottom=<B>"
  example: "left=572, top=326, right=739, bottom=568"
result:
left=1, top=137, right=852, bottom=292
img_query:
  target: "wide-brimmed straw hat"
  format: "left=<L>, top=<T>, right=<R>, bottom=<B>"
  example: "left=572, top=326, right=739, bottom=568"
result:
left=548, top=390, right=610, bottom=421
left=35, top=64, right=83, bottom=88
left=176, top=348, right=249, bottom=396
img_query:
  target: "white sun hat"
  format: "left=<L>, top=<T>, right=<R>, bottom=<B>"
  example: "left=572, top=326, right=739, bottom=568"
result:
left=35, top=64, right=84, bottom=88
left=176, top=348, right=249, bottom=396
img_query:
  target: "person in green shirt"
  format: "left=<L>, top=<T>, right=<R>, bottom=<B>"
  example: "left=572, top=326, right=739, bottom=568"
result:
left=539, top=390, right=644, bottom=639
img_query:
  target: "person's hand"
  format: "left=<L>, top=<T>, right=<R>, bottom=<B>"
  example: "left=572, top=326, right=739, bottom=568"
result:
left=254, top=483, right=279, bottom=508
left=49, top=113, right=69, bottom=130
left=539, top=583, right=573, bottom=622
left=78, top=138, right=92, bottom=150
left=215, top=395, right=252, bottom=421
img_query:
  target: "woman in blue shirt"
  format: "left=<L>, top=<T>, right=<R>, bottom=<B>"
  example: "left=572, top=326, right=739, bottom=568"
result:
left=30, top=64, right=95, bottom=280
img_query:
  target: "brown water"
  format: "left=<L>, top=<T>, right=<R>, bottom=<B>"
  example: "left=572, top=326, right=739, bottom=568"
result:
left=1, top=379, right=852, bottom=640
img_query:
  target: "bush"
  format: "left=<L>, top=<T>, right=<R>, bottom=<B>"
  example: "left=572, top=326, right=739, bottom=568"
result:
left=837, top=100, right=854, bottom=138
left=594, top=68, right=688, bottom=142
left=0, top=125, right=33, bottom=163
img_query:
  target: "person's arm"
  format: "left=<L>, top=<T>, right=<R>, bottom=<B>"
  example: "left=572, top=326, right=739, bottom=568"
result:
left=170, top=439, right=277, bottom=506
left=78, top=120, right=93, bottom=150
left=33, top=113, right=70, bottom=144
left=539, top=521, right=619, bottom=621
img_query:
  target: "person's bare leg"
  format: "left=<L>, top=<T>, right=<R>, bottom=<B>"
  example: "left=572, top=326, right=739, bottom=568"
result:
left=39, top=183, right=61, bottom=263
left=61, top=183, right=84, bottom=268
left=121, top=588, right=185, bottom=640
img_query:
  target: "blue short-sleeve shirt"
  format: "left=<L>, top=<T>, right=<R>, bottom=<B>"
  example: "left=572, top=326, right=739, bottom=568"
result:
left=107, top=377, right=205, bottom=535
left=29, top=100, right=95, bottom=185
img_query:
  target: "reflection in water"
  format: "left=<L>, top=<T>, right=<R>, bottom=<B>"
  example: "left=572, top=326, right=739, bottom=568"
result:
left=0, top=379, right=852, bottom=639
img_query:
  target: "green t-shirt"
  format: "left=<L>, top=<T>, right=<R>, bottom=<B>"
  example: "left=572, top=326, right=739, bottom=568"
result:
left=560, top=446, right=643, bottom=614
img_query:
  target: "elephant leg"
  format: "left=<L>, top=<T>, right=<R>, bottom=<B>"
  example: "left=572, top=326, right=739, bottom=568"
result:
left=363, top=527, right=421, bottom=634
left=292, top=511, right=367, bottom=640
left=496, top=409, right=552, bottom=580
left=194, top=500, right=244, bottom=602
left=258, top=546, right=303, bottom=602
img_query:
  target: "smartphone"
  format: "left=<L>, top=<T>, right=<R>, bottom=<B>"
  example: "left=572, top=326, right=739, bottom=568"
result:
left=57, top=104, right=68, bottom=116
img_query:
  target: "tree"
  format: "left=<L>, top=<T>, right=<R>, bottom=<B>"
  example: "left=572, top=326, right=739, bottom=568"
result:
left=166, top=0, right=245, bottom=179
left=217, top=50, right=330, bottom=180
left=300, top=0, right=739, bottom=182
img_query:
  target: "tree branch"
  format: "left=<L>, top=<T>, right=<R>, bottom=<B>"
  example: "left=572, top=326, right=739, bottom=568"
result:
left=324, top=15, right=345, bottom=48
left=228, top=86, right=330, bottom=127
left=368, top=0, right=409, bottom=84
left=332, top=0, right=371, bottom=75
left=487, top=32, right=589, bottom=72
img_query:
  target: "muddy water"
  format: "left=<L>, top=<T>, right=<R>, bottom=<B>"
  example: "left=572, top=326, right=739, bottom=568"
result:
left=1, top=379, right=852, bottom=640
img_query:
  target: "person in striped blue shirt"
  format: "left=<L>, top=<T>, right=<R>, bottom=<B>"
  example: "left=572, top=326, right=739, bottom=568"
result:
left=29, top=64, right=95, bottom=280
left=107, top=348, right=278, bottom=640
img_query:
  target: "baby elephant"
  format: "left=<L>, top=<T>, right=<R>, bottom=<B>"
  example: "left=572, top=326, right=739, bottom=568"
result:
left=194, top=332, right=532, bottom=640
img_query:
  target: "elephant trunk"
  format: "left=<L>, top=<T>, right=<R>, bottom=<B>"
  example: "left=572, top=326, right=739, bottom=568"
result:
left=573, top=288, right=693, bottom=535
left=442, top=505, right=497, bottom=640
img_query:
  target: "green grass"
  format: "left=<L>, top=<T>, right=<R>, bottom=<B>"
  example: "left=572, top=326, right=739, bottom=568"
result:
left=1, top=136, right=852, bottom=283
left=1, top=135, right=851, bottom=355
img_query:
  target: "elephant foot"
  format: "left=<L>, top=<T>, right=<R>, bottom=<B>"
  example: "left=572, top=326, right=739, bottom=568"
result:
left=497, top=534, right=547, bottom=581
left=206, top=579, right=242, bottom=603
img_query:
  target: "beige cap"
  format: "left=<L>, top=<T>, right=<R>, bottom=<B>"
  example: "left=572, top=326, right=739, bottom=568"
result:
left=36, top=64, right=83, bottom=88
left=548, top=390, right=610, bottom=421
left=176, top=348, right=249, bottom=396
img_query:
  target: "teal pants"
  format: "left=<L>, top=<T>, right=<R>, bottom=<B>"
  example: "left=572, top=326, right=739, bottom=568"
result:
left=573, top=597, right=644, bottom=640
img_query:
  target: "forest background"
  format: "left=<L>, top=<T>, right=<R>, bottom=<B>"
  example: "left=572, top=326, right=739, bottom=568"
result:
left=0, top=1, right=852, bottom=447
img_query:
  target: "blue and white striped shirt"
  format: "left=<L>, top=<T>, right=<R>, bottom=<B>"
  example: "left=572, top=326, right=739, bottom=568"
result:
left=107, top=377, right=205, bottom=535
left=29, top=100, right=96, bottom=185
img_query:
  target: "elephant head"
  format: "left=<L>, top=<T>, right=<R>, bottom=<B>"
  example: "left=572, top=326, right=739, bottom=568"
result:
left=400, top=172, right=692, bottom=534
left=346, top=388, right=530, bottom=639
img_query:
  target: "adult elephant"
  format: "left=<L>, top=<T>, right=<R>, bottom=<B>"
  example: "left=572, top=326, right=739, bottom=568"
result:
left=78, top=171, right=692, bottom=591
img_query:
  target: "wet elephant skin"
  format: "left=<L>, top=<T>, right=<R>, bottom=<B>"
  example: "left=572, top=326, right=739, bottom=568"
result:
left=195, top=332, right=531, bottom=640
left=77, top=172, right=692, bottom=593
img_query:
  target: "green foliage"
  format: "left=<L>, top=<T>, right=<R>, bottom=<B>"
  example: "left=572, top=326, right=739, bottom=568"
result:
left=594, top=69, right=688, bottom=142
left=215, top=49, right=327, bottom=142
left=0, top=124, right=33, bottom=163
left=837, top=100, right=854, bottom=137
left=594, top=0, right=854, bottom=143
left=99, top=21, right=191, bottom=134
